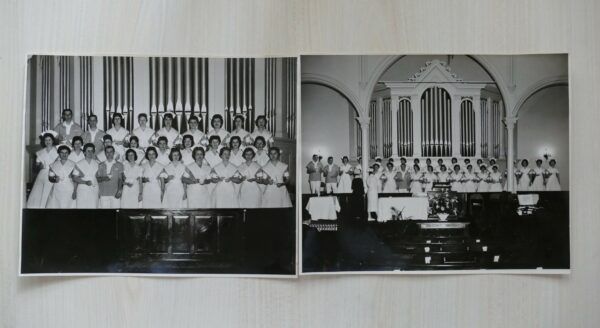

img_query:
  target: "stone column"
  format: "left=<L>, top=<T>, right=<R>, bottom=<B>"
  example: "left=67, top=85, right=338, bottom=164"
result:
left=504, top=116, right=518, bottom=193
left=358, top=116, right=370, bottom=185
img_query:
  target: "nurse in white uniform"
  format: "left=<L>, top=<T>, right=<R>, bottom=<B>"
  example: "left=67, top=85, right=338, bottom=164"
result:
left=488, top=165, right=504, bottom=192
left=141, top=147, right=164, bottom=208
left=516, top=159, right=530, bottom=192
left=205, top=135, right=223, bottom=168
left=106, top=113, right=129, bottom=154
left=237, top=148, right=263, bottom=208
left=252, top=136, right=270, bottom=167
left=27, top=132, right=58, bottom=208
left=228, top=136, right=245, bottom=167
left=182, top=147, right=213, bottom=208
left=207, top=114, right=229, bottom=146
left=463, top=165, right=478, bottom=193
left=180, top=135, right=195, bottom=166
left=260, top=147, right=292, bottom=208
left=229, top=115, right=251, bottom=146
left=46, top=145, right=76, bottom=208
left=449, top=164, right=464, bottom=192
left=132, top=113, right=156, bottom=149
left=121, top=149, right=143, bottom=208
left=156, top=113, right=182, bottom=148
left=181, top=115, right=205, bottom=146
left=68, top=136, right=85, bottom=163
left=477, top=165, right=491, bottom=192
left=155, top=136, right=171, bottom=166
left=337, top=156, right=353, bottom=193
left=72, top=143, right=99, bottom=208
left=367, top=163, right=381, bottom=219
left=250, top=115, right=274, bottom=148
left=210, top=147, right=240, bottom=208
left=410, top=165, right=424, bottom=194
left=126, top=136, right=146, bottom=165
left=545, top=159, right=561, bottom=191
left=530, top=159, right=546, bottom=191
left=422, top=166, right=437, bottom=192
left=162, top=148, right=187, bottom=208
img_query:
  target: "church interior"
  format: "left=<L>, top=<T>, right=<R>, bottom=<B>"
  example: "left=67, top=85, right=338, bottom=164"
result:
left=301, top=54, right=569, bottom=272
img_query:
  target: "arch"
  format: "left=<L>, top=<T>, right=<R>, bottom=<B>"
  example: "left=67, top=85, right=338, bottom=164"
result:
left=512, top=76, right=568, bottom=117
left=301, top=73, right=363, bottom=117
left=364, top=55, right=511, bottom=114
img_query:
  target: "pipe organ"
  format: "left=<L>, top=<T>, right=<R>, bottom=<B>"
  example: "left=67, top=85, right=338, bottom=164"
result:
left=265, top=58, right=276, bottom=134
left=397, top=98, right=413, bottom=157
left=78, top=57, right=94, bottom=129
left=225, top=58, right=255, bottom=132
left=103, top=57, right=135, bottom=131
left=421, top=86, right=451, bottom=157
left=460, top=99, right=475, bottom=157
left=147, top=57, right=209, bottom=133
left=283, top=58, right=297, bottom=140
left=369, top=100, right=378, bottom=158
left=362, top=60, right=506, bottom=161
left=382, top=98, right=392, bottom=158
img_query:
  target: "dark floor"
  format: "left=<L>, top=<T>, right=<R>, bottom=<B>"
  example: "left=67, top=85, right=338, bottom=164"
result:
left=302, top=192, right=570, bottom=272
left=21, top=208, right=296, bottom=275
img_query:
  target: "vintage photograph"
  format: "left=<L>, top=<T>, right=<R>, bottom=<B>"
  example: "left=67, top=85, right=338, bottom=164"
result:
left=21, top=55, right=297, bottom=275
left=301, top=55, right=569, bottom=273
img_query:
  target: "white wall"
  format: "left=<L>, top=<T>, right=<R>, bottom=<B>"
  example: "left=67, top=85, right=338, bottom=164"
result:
left=301, top=83, right=353, bottom=193
left=517, top=85, right=569, bottom=189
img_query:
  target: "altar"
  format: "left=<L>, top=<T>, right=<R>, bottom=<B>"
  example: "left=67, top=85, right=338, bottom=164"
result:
left=305, top=196, right=341, bottom=221
left=377, top=196, right=429, bottom=222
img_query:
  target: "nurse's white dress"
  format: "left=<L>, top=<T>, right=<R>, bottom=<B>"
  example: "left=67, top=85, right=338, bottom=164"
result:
left=181, top=148, right=195, bottom=166
left=366, top=174, right=380, bottom=214
left=530, top=167, right=545, bottom=191
left=156, top=149, right=171, bottom=166
left=463, top=171, right=478, bottom=193
left=211, top=162, right=239, bottom=208
left=157, top=127, right=181, bottom=147
left=46, top=160, right=76, bottom=208
left=73, top=159, right=99, bottom=208
left=207, top=129, right=230, bottom=144
left=410, top=172, right=424, bottom=194
left=132, top=126, right=155, bottom=149
left=488, top=172, right=503, bottom=192
left=250, top=129, right=274, bottom=146
left=237, top=161, right=263, bottom=208
left=182, top=129, right=205, bottom=146
left=477, top=172, right=490, bottom=192
left=261, top=161, right=292, bottom=208
left=107, top=126, right=129, bottom=145
left=337, top=164, right=353, bottom=193
left=381, top=169, right=397, bottom=193
left=449, top=172, right=464, bottom=192
left=204, top=148, right=222, bottom=168
left=422, top=172, right=437, bottom=192
left=141, top=162, right=164, bottom=208
left=184, top=162, right=213, bottom=208
left=516, top=168, right=530, bottom=192
left=68, top=150, right=84, bottom=163
left=253, top=149, right=270, bottom=167
left=230, top=128, right=251, bottom=145
left=162, top=162, right=186, bottom=208
left=121, top=162, right=143, bottom=208
left=545, top=167, right=561, bottom=191
left=27, top=147, right=58, bottom=208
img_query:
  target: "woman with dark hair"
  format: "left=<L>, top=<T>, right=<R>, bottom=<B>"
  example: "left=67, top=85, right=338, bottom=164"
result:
left=337, top=156, right=353, bottom=193
left=155, top=136, right=171, bottom=166
left=545, top=159, right=561, bottom=191
left=127, top=135, right=146, bottom=165
left=27, top=132, right=59, bottom=208
left=141, top=147, right=164, bottom=208
left=489, top=165, right=503, bottom=192
left=205, top=135, right=222, bottom=167
left=210, top=147, right=240, bottom=208
left=68, top=136, right=85, bottom=163
left=161, top=148, right=186, bottom=208
left=72, top=143, right=99, bottom=208
left=477, top=165, right=490, bottom=192
left=260, top=147, right=292, bottom=208
left=237, top=147, right=262, bottom=208
left=182, top=147, right=213, bottom=208
left=253, top=136, right=269, bottom=167
left=422, top=165, right=437, bottom=192
left=409, top=165, right=424, bottom=194
left=180, top=134, right=195, bottom=165
left=121, top=149, right=143, bottom=208
left=530, top=159, right=545, bottom=191
left=463, top=164, right=477, bottom=193
left=230, top=115, right=251, bottom=146
left=229, top=136, right=244, bottom=166
left=250, top=115, right=274, bottom=147
left=106, top=113, right=130, bottom=150
left=46, top=145, right=76, bottom=208
left=449, top=164, right=464, bottom=193
left=156, top=113, right=182, bottom=147
left=516, top=159, right=530, bottom=192
left=207, top=114, right=229, bottom=145
left=182, top=115, right=205, bottom=146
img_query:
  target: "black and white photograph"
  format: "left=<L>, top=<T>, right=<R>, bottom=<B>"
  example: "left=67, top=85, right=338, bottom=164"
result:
left=21, top=55, right=297, bottom=276
left=301, top=54, right=569, bottom=273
